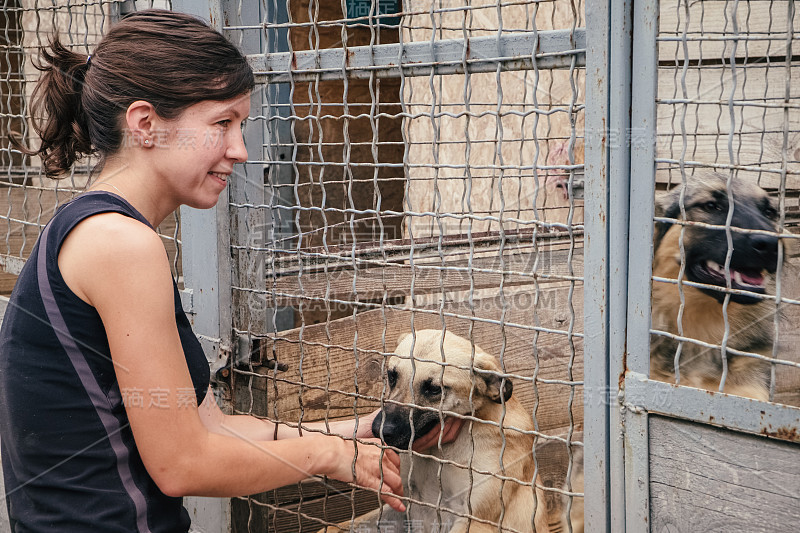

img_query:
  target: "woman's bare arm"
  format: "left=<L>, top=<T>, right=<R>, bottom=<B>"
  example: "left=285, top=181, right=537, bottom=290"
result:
left=58, top=213, right=405, bottom=510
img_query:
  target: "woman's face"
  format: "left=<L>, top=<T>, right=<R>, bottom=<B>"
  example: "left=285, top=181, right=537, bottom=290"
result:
left=150, top=93, right=250, bottom=210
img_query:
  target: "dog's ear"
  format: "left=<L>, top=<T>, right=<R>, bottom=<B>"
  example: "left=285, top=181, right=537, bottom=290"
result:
left=474, top=351, right=514, bottom=403
left=396, top=332, right=413, bottom=349
left=654, top=188, right=682, bottom=251
left=482, top=373, right=513, bottom=403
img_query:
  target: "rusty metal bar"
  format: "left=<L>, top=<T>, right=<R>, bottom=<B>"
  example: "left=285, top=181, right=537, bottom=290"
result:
left=250, top=28, right=586, bottom=83
left=625, top=372, right=800, bottom=444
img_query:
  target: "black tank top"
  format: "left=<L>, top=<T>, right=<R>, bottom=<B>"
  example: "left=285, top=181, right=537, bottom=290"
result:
left=0, top=191, right=210, bottom=532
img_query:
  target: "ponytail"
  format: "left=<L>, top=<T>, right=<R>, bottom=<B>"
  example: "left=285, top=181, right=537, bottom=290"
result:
left=21, top=36, right=94, bottom=178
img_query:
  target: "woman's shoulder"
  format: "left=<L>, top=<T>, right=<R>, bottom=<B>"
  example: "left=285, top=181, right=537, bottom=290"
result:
left=58, top=209, right=170, bottom=306
left=67, top=210, right=162, bottom=257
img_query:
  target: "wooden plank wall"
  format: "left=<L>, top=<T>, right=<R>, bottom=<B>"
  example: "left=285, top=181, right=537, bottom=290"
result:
left=650, top=416, right=800, bottom=531
left=402, top=0, right=586, bottom=237
left=656, top=0, right=800, bottom=191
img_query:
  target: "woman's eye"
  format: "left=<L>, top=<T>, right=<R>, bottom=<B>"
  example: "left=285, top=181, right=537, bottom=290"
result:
left=217, top=120, right=231, bottom=128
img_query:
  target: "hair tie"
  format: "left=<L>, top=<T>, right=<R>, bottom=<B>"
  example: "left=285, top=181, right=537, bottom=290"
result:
left=86, top=55, right=92, bottom=67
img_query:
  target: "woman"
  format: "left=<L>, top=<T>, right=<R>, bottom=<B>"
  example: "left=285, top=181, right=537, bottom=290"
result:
left=0, top=9, right=461, bottom=532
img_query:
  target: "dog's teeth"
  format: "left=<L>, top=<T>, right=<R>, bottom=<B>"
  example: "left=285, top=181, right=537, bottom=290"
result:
left=733, top=271, right=744, bottom=285
left=706, top=260, right=723, bottom=274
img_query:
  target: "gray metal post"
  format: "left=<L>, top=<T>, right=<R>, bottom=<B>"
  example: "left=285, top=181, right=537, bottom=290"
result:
left=583, top=0, right=612, bottom=530
left=584, top=0, right=636, bottom=531
left=607, top=1, right=635, bottom=532
left=624, top=0, right=660, bottom=529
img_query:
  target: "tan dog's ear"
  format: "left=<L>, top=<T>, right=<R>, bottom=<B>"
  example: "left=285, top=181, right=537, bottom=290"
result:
left=482, top=373, right=513, bottom=403
left=654, top=187, right=682, bottom=251
left=396, top=331, right=413, bottom=349
left=474, top=350, right=513, bottom=403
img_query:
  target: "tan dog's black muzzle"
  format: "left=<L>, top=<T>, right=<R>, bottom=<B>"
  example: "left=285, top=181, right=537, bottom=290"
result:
left=372, top=403, right=441, bottom=450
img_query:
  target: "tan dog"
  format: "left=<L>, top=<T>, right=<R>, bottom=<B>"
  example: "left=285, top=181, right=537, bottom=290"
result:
left=651, top=173, right=785, bottom=400
left=324, top=330, right=583, bottom=532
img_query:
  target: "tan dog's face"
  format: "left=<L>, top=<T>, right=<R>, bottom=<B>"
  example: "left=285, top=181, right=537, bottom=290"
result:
left=371, top=330, right=512, bottom=450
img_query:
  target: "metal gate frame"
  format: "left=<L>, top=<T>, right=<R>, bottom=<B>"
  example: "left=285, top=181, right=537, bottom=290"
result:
left=584, top=1, right=800, bottom=532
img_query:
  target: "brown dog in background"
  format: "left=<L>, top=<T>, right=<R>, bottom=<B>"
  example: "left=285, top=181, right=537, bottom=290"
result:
left=322, top=329, right=583, bottom=532
left=651, top=173, right=785, bottom=400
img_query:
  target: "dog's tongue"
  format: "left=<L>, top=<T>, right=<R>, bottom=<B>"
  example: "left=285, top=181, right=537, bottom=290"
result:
left=736, top=269, right=764, bottom=286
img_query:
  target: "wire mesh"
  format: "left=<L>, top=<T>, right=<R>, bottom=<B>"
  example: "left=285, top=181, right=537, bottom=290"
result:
left=226, top=0, right=585, bottom=531
left=0, top=0, right=182, bottom=294
left=652, top=0, right=800, bottom=407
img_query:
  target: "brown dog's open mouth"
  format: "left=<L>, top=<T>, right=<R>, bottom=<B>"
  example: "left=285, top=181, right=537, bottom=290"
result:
left=689, top=259, right=768, bottom=303
left=701, top=260, right=766, bottom=290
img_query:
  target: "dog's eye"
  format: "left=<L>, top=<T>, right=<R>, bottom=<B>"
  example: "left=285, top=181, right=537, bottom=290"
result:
left=763, top=205, right=779, bottom=220
left=702, top=200, right=723, bottom=212
left=386, top=369, right=398, bottom=389
left=421, top=380, right=442, bottom=397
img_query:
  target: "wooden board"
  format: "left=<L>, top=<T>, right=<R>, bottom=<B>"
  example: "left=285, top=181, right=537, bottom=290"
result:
left=231, top=479, right=380, bottom=533
left=254, top=241, right=583, bottom=306
left=402, top=0, right=586, bottom=240
left=649, top=416, right=800, bottom=531
left=655, top=66, right=800, bottom=191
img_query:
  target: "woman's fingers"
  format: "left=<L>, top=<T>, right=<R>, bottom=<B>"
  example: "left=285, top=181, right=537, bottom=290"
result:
left=376, top=452, right=405, bottom=512
left=411, top=416, right=466, bottom=451
left=345, top=438, right=405, bottom=512
left=441, top=416, right=465, bottom=443
left=354, top=409, right=379, bottom=439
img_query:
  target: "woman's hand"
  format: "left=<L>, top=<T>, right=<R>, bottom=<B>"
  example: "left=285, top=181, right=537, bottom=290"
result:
left=318, top=435, right=406, bottom=512
left=353, top=410, right=378, bottom=439
left=411, top=416, right=465, bottom=452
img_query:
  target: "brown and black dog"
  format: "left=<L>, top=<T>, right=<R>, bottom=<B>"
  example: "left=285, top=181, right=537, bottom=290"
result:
left=651, top=173, right=785, bottom=400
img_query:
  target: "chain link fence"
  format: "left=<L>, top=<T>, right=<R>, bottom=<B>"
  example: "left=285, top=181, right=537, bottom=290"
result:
left=4, top=1, right=799, bottom=532
left=223, top=0, right=586, bottom=531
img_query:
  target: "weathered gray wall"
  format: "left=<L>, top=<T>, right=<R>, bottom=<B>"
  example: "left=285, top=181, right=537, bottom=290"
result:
left=650, top=416, right=800, bottom=532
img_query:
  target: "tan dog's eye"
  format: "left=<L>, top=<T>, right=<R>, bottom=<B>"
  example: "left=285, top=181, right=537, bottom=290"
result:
left=387, top=368, right=398, bottom=389
left=421, top=379, right=442, bottom=397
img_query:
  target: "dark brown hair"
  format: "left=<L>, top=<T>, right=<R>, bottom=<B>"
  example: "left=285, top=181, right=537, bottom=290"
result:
left=22, top=9, right=255, bottom=178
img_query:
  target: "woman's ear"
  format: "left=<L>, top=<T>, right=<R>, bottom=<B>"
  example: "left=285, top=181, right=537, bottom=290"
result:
left=124, top=100, right=157, bottom=147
